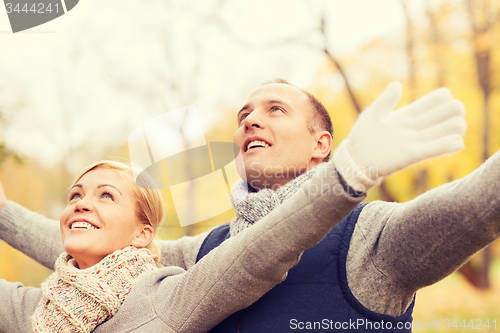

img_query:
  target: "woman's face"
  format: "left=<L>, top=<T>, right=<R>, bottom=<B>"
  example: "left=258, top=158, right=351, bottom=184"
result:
left=60, top=168, right=143, bottom=269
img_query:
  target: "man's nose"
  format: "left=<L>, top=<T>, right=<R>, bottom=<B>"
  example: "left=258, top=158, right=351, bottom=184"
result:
left=243, top=110, right=264, bottom=131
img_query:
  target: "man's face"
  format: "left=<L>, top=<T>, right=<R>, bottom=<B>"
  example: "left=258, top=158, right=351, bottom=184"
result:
left=233, top=83, right=319, bottom=190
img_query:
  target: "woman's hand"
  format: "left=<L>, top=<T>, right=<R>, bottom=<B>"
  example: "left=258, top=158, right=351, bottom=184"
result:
left=0, top=181, right=6, bottom=210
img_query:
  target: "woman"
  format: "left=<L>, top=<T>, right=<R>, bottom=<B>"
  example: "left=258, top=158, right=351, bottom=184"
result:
left=0, top=160, right=363, bottom=332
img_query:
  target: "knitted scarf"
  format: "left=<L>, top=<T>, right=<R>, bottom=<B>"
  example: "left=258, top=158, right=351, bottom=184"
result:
left=32, top=246, right=157, bottom=333
left=230, top=166, right=320, bottom=237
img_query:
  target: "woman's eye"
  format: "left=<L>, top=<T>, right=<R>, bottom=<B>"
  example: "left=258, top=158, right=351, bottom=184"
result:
left=102, top=192, right=114, bottom=200
left=69, top=193, right=82, bottom=201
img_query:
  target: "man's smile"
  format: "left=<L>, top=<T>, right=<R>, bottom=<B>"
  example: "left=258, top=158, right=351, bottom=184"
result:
left=247, top=140, right=270, bottom=151
left=243, top=136, right=272, bottom=152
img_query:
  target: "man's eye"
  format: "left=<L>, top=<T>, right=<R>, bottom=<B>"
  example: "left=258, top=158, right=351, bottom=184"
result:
left=239, top=113, right=249, bottom=123
left=270, top=106, right=283, bottom=113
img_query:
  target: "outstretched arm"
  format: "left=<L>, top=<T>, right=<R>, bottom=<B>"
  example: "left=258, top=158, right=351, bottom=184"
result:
left=0, top=280, right=43, bottom=333
left=143, top=161, right=365, bottom=332
left=0, top=201, right=62, bottom=270
left=0, top=192, right=207, bottom=271
left=329, top=82, right=472, bottom=316
left=348, top=149, right=500, bottom=316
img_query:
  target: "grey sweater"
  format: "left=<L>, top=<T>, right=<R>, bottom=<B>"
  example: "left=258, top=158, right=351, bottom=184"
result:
left=1, top=151, right=500, bottom=327
left=0, top=160, right=365, bottom=333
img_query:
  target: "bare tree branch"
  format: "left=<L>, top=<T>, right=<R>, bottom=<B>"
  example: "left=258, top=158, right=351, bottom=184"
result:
left=425, top=0, right=445, bottom=87
left=401, top=0, right=417, bottom=102
left=319, top=16, right=362, bottom=114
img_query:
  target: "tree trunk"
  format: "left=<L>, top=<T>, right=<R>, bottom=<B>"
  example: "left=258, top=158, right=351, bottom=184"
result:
left=402, top=0, right=429, bottom=196
left=456, top=0, right=494, bottom=290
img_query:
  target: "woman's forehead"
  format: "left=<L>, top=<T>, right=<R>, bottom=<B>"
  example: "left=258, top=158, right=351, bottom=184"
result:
left=75, top=168, right=133, bottom=191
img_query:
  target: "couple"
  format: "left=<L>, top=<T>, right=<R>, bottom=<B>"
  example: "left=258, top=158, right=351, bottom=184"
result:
left=1, top=80, right=499, bottom=332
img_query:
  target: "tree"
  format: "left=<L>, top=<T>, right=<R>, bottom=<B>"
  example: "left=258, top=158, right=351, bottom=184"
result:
left=456, top=0, right=497, bottom=290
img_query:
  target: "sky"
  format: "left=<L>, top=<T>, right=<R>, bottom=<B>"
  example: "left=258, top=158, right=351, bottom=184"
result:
left=0, top=0, right=410, bottom=168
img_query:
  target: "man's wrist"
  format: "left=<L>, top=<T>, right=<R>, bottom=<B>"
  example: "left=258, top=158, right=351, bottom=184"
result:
left=332, top=140, right=381, bottom=193
left=336, top=170, right=365, bottom=197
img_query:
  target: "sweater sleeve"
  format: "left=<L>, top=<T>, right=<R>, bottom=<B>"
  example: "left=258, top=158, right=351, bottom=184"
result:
left=347, top=149, right=500, bottom=316
left=148, top=160, right=366, bottom=332
left=0, top=201, right=63, bottom=270
left=0, top=199, right=210, bottom=271
left=0, top=279, right=43, bottom=333
left=156, top=232, right=209, bottom=269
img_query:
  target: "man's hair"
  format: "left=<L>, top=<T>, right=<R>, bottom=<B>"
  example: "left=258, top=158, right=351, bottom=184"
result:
left=263, top=78, right=334, bottom=162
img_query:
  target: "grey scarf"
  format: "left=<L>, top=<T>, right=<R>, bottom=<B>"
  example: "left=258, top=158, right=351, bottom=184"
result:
left=229, top=167, right=319, bottom=236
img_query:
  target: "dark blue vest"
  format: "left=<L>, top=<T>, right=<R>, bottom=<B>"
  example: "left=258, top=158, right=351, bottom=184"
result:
left=196, top=203, right=415, bottom=332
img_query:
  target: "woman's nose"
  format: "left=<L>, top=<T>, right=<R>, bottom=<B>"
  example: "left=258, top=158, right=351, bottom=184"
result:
left=74, top=197, right=92, bottom=212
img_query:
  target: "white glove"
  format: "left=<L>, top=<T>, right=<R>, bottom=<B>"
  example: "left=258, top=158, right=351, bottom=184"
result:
left=332, top=82, right=466, bottom=192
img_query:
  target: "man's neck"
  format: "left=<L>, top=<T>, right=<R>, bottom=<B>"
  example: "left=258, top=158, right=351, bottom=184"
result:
left=247, top=176, right=294, bottom=192
left=247, top=163, right=321, bottom=192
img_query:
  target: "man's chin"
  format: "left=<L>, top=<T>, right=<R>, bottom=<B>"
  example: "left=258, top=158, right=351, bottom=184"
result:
left=246, top=175, right=291, bottom=191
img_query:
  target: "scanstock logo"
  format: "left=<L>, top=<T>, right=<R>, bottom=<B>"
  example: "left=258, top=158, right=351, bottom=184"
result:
left=128, top=105, right=247, bottom=227
left=4, top=0, right=79, bottom=33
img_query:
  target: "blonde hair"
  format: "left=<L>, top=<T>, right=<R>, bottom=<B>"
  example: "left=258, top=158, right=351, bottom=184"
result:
left=72, top=160, right=165, bottom=265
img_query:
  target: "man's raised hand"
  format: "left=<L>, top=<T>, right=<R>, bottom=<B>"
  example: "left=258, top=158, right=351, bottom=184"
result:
left=332, top=82, right=466, bottom=192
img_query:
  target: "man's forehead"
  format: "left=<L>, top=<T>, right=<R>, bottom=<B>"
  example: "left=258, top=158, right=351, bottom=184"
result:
left=238, top=83, right=311, bottom=120
left=248, top=83, right=308, bottom=102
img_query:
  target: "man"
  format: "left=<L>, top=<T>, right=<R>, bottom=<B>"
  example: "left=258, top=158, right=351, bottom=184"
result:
left=1, top=80, right=499, bottom=332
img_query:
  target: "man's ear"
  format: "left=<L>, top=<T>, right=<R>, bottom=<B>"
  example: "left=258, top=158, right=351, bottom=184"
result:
left=131, top=225, right=155, bottom=248
left=312, top=131, right=333, bottom=161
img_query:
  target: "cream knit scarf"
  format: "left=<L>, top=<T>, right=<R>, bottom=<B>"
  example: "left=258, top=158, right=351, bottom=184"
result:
left=32, top=246, right=157, bottom=333
left=229, top=166, right=320, bottom=237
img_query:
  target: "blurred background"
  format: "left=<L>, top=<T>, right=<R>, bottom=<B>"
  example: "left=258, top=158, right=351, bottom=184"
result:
left=0, top=0, right=499, bottom=331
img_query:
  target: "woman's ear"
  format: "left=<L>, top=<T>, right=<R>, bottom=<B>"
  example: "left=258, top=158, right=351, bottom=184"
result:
left=312, top=131, right=333, bottom=161
left=131, top=224, right=155, bottom=248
